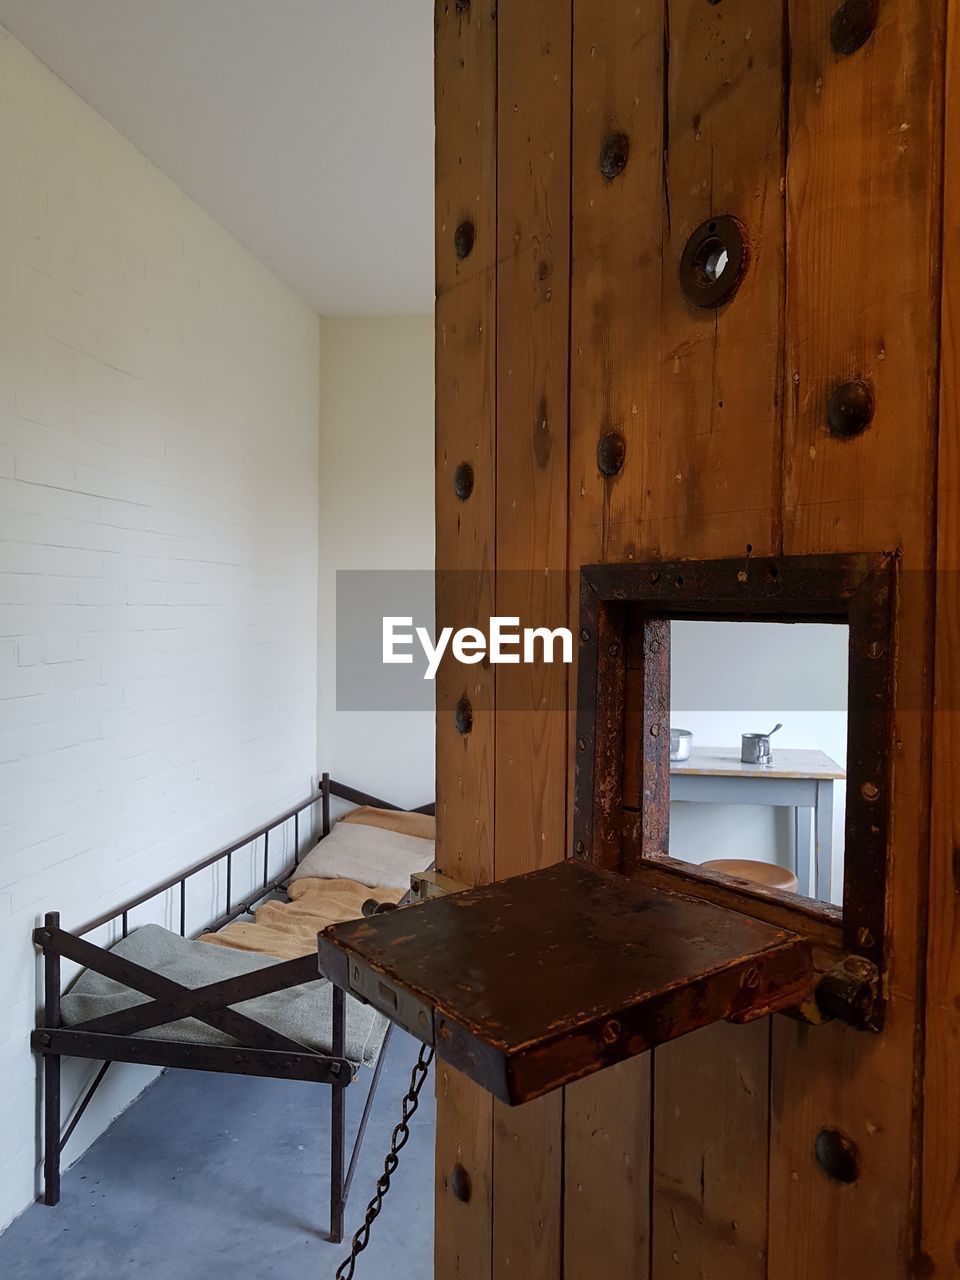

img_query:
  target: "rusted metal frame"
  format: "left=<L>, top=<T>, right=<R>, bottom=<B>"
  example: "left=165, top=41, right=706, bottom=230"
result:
left=31, top=1028, right=350, bottom=1084
left=58, top=1061, right=112, bottom=1154
left=636, top=616, right=670, bottom=866
left=574, top=553, right=896, bottom=1023
left=343, top=1022, right=395, bottom=1206
left=325, top=778, right=412, bottom=813
left=201, top=873, right=292, bottom=937
left=322, top=770, right=332, bottom=835
left=34, top=926, right=308, bottom=1054
left=42, top=910, right=61, bottom=1207
left=330, top=984, right=347, bottom=1244
left=73, top=778, right=418, bottom=943
left=840, top=557, right=897, bottom=977
left=69, top=953, right=318, bottom=1039
left=574, top=576, right=627, bottom=869
left=625, top=849, right=843, bottom=960
left=584, top=552, right=885, bottom=619
left=74, top=790, right=325, bottom=939
left=33, top=777, right=427, bottom=1239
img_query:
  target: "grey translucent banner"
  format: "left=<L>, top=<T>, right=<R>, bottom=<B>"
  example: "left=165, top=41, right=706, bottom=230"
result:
left=329, top=569, right=920, bottom=714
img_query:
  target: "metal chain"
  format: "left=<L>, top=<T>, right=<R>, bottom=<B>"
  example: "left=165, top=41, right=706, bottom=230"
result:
left=334, top=1042, right=435, bottom=1280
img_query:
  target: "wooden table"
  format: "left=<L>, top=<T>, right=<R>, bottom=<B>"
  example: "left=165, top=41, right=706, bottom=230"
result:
left=669, top=747, right=846, bottom=901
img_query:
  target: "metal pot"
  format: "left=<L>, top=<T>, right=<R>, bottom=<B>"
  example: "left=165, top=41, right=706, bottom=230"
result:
left=670, top=728, right=693, bottom=762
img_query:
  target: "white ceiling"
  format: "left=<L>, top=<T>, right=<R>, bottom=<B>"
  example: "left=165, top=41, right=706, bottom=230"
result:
left=0, top=0, right=434, bottom=314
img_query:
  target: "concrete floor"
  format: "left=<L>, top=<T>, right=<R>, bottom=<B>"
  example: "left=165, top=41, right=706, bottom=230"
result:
left=0, top=1030, right=435, bottom=1280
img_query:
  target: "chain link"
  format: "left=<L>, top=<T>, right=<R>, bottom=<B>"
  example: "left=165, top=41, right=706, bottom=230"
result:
left=334, top=1042, right=435, bottom=1280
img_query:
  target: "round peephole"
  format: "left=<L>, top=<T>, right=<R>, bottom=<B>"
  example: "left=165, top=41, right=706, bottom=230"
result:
left=695, top=240, right=729, bottom=288
left=679, top=215, right=747, bottom=308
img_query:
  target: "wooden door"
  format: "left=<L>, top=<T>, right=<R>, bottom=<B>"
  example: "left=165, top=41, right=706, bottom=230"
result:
left=434, top=2, right=951, bottom=1276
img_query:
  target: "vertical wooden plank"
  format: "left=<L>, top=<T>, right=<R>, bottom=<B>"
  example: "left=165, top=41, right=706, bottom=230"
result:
left=435, top=0, right=498, bottom=888
left=435, top=3, right=497, bottom=1276
left=656, top=0, right=786, bottom=562
left=922, top=0, right=959, bottom=1270
left=494, top=0, right=570, bottom=880
left=652, top=1021, right=771, bottom=1279
left=564, top=4, right=664, bottom=1271
left=493, top=2, right=571, bottom=1278
left=773, top=2, right=944, bottom=1276
left=564, top=1058, right=651, bottom=1280
left=649, top=3, right=787, bottom=1274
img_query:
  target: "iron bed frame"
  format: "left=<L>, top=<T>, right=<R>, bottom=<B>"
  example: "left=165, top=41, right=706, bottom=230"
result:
left=31, top=772, right=435, bottom=1244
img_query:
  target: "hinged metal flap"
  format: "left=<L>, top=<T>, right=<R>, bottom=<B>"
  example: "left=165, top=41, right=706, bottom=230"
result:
left=318, top=860, right=814, bottom=1105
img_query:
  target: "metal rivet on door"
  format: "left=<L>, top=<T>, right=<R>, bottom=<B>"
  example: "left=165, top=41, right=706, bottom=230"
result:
left=454, top=462, right=475, bottom=500
left=815, top=1128, right=860, bottom=1183
left=598, top=131, right=629, bottom=180
left=827, top=380, right=875, bottom=437
left=830, top=0, right=879, bottom=55
left=454, top=696, right=473, bottom=735
left=454, top=220, right=476, bottom=260
left=450, top=1163, right=472, bottom=1203
left=597, top=431, right=626, bottom=477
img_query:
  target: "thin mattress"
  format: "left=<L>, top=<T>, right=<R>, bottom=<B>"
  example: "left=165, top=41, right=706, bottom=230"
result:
left=60, top=923, right=388, bottom=1067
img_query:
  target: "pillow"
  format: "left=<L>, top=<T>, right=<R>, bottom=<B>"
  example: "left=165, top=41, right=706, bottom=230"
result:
left=290, top=820, right=434, bottom=890
left=342, top=805, right=435, bottom=841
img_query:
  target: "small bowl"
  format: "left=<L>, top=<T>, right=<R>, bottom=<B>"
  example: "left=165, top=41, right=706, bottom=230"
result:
left=670, top=728, right=693, bottom=762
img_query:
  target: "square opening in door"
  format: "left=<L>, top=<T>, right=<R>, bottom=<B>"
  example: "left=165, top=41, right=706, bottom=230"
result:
left=573, top=553, right=896, bottom=971
left=665, top=619, right=848, bottom=907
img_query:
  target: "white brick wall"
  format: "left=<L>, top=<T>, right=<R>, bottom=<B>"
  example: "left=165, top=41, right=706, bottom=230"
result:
left=0, top=29, right=321, bottom=1230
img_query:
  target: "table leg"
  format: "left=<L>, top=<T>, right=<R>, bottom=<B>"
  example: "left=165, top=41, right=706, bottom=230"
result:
left=815, top=780, right=835, bottom=903
left=794, top=806, right=813, bottom=898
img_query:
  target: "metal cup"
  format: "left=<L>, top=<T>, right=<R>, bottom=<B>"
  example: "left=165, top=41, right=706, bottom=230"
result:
left=740, top=733, right=773, bottom=765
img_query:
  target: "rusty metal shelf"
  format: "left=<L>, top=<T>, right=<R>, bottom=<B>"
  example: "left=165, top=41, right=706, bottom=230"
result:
left=317, top=861, right=814, bottom=1105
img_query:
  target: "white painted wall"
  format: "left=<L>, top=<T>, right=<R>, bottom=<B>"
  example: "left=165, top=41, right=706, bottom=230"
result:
left=317, top=316, right=435, bottom=810
left=670, top=620, right=848, bottom=902
left=0, top=29, right=321, bottom=1230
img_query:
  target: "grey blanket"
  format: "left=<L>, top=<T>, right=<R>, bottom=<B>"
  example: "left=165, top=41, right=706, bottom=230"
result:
left=61, top=924, right=387, bottom=1068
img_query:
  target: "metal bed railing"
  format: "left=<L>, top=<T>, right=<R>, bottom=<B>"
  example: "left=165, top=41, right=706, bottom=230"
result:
left=33, top=772, right=434, bottom=1244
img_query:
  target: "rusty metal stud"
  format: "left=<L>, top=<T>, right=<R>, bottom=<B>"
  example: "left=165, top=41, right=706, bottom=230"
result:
left=597, top=431, right=626, bottom=477
left=679, top=215, right=748, bottom=308
left=450, top=1163, right=472, bottom=1203
left=815, top=954, right=879, bottom=1029
left=454, top=220, right=476, bottom=260
left=598, top=131, right=629, bottom=180
left=815, top=1128, right=860, bottom=1183
left=454, top=695, right=473, bottom=735
left=830, top=0, right=879, bottom=55
left=454, top=461, right=474, bottom=500
left=827, top=380, right=875, bottom=437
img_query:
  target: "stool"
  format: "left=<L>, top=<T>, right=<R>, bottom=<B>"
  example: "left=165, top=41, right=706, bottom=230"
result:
left=701, top=858, right=799, bottom=894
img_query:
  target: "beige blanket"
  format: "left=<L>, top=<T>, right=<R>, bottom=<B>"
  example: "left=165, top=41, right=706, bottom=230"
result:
left=200, top=876, right=404, bottom=961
